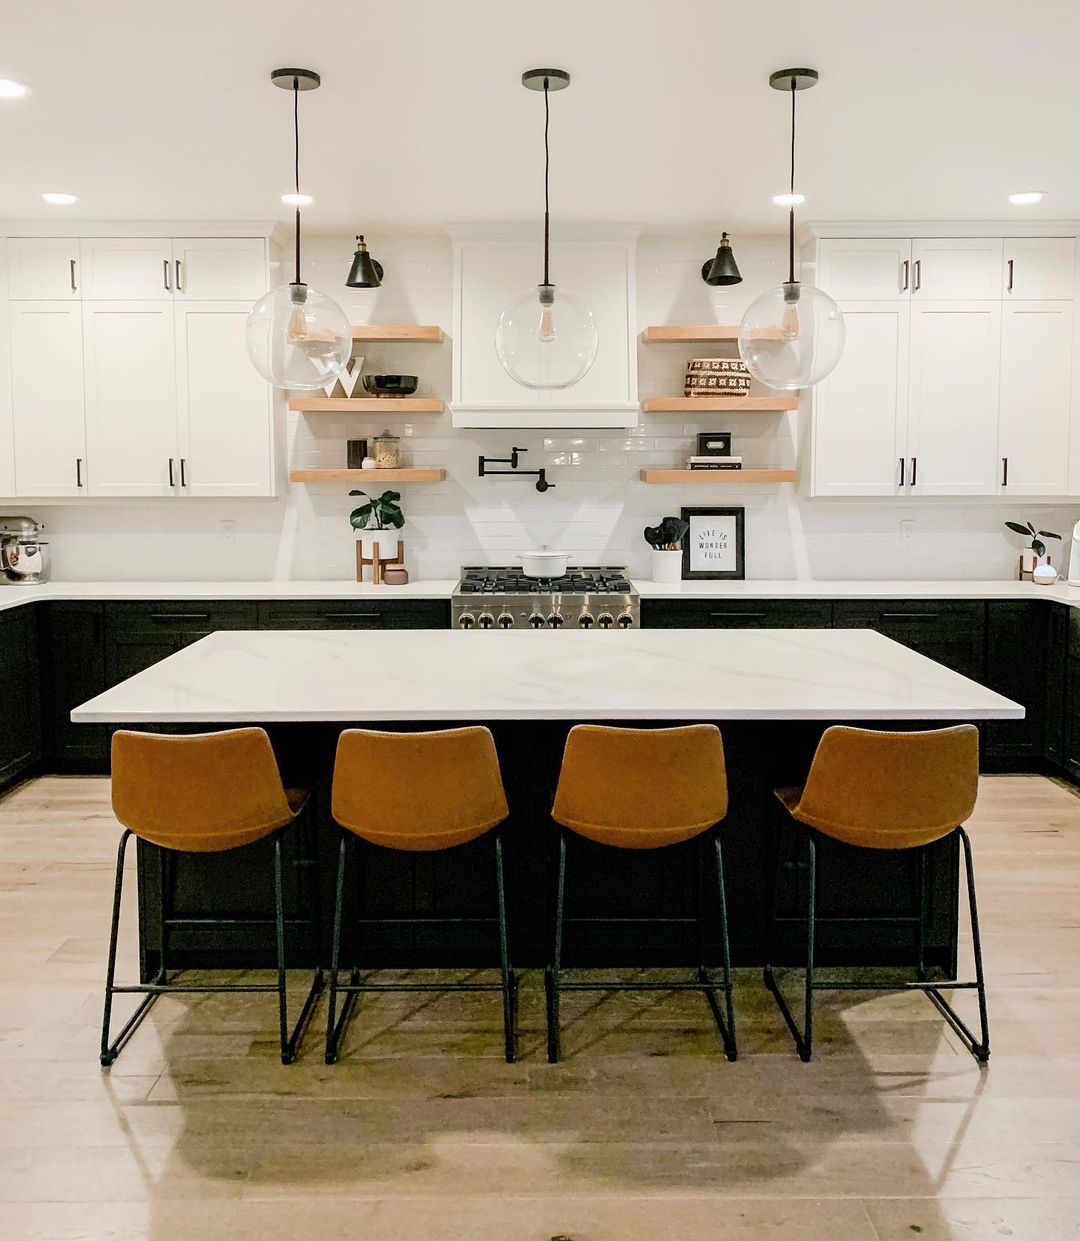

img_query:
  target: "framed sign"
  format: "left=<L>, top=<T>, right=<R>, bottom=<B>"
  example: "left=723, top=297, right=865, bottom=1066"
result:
left=681, top=506, right=745, bottom=580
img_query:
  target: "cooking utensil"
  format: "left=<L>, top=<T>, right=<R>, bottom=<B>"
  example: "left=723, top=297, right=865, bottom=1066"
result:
left=520, top=549, right=569, bottom=578
left=644, top=516, right=689, bottom=550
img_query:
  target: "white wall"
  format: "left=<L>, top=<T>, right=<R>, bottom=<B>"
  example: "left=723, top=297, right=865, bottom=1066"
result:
left=20, top=232, right=1080, bottom=582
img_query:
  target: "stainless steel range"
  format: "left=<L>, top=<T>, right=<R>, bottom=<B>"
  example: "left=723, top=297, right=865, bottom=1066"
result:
left=452, top=566, right=639, bottom=630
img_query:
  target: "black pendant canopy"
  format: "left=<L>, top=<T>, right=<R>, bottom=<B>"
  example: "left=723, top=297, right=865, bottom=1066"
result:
left=701, top=232, right=742, bottom=286
left=346, top=235, right=384, bottom=288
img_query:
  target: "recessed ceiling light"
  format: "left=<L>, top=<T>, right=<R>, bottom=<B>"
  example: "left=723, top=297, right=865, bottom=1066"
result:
left=1008, top=190, right=1046, bottom=205
left=42, top=192, right=77, bottom=205
left=772, top=192, right=805, bottom=206
left=0, top=79, right=30, bottom=98
left=281, top=192, right=313, bottom=206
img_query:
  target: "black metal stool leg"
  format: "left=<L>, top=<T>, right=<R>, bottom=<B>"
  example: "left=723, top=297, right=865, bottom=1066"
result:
left=545, top=830, right=566, bottom=1064
left=762, top=824, right=816, bottom=1062
left=713, top=831, right=737, bottom=1061
left=100, top=831, right=159, bottom=1068
left=273, top=837, right=291, bottom=1064
left=494, top=834, right=517, bottom=1063
left=325, top=835, right=350, bottom=1064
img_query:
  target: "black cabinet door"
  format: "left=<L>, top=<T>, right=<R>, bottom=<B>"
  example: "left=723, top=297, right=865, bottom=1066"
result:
left=983, top=601, right=1045, bottom=766
left=832, top=600, right=986, bottom=682
left=1064, top=660, right=1080, bottom=783
left=1045, top=604, right=1068, bottom=769
left=641, top=599, right=833, bottom=629
left=0, top=604, right=42, bottom=789
left=104, top=602, right=259, bottom=686
left=256, top=599, right=450, bottom=630
left=40, top=602, right=108, bottom=774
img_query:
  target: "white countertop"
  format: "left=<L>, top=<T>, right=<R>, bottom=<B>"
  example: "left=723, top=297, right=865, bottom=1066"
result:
left=70, top=628, right=1023, bottom=724
left=633, top=578, right=1080, bottom=604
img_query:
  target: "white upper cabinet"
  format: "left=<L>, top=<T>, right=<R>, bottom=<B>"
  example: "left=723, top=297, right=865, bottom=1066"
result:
left=9, top=302, right=86, bottom=496
left=906, top=301, right=1002, bottom=496
left=7, top=239, right=81, bottom=300
left=82, top=302, right=178, bottom=496
left=911, top=239, right=1003, bottom=299
left=1004, top=238, right=1075, bottom=299
left=999, top=302, right=1073, bottom=495
left=175, top=302, right=275, bottom=496
left=172, top=238, right=267, bottom=301
left=817, top=239, right=912, bottom=300
left=79, top=239, right=175, bottom=300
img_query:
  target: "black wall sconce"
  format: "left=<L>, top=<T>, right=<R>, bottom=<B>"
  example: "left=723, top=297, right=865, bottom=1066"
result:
left=701, top=232, right=742, bottom=286
left=478, top=447, right=554, bottom=492
left=346, top=235, right=383, bottom=288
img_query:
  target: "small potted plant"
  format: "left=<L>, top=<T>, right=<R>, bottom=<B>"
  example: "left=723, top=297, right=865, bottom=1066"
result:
left=350, top=488, right=404, bottom=582
left=644, top=516, right=689, bottom=583
left=1005, top=519, right=1061, bottom=583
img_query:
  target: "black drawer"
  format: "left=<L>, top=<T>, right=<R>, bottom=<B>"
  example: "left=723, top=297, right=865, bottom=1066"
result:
left=256, top=599, right=450, bottom=630
left=833, top=599, right=986, bottom=682
left=641, top=599, right=833, bottom=629
left=106, top=600, right=259, bottom=632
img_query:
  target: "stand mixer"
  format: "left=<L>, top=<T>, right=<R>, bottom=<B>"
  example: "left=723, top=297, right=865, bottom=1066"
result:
left=0, top=516, right=49, bottom=584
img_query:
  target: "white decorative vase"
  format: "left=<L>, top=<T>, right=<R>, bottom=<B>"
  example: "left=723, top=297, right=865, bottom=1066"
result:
left=651, top=549, right=683, bottom=583
left=1033, top=558, right=1059, bottom=585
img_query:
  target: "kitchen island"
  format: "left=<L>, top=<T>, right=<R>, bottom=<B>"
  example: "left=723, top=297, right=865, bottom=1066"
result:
left=72, top=628, right=1021, bottom=976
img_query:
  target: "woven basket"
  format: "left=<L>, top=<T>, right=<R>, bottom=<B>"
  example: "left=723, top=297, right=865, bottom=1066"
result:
left=684, top=357, right=751, bottom=397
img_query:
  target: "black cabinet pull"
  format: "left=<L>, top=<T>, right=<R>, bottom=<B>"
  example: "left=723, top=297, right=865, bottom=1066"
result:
left=880, top=612, right=941, bottom=621
left=163, top=258, right=172, bottom=292
left=69, top=258, right=77, bottom=292
left=149, top=612, right=210, bottom=622
left=180, top=458, right=187, bottom=487
left=175, top=259, right=183, bottom=292
left=710, top=611, right=767, bottom=619
left=913, top=259, right=922, bottom=291
left=75, top=457, right=83, bottom=487
left=1002, top=457, right=1009, bottom=487
left=322, top=611, right=381, bottom=620
left=168, top=458, right=175, bottom=487
left=898, top=456, right=905, bottom=487
left=1007, top=258, right=1014, bottom=293
left=910, top=456, right=918, bottom=485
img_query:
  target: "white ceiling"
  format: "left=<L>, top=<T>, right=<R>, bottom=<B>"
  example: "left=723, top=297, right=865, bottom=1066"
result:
left=2, top=0, right=1078, bottom=238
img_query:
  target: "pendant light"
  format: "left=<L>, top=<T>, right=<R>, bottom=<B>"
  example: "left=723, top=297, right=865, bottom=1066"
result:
left=738, top=68, right=844, bottom=391
left=702, top=232, right=742, bottom=286
left=346, top=235, right=383, bottom=288
left=245, top=68, right=351, bottom=392
left=494, top=69, right=599, bottom=391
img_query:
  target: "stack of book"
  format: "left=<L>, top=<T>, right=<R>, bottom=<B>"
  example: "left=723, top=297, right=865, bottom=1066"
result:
left=687, top=455, right=742, bottom=471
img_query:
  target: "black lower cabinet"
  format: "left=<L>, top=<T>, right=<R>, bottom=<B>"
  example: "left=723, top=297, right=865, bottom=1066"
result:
left=40, top=602, right=108, bottom=773
left=982, top=601, right=1047, bottom=769
left=0, top=604, right=43, bottom=790
left=103, top=601, right=260, bottom=687
left=832, top=600, right=986, bottom=682
left=1044, top=604, right=1068, bottom=769
left=256, top=599, right=450, bottom=630
left=642, top=599, right=833, bottom=628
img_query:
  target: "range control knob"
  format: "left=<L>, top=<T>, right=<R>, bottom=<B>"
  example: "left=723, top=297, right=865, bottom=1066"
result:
left=597, top=612, right=615, bottom=629
left=458, top=613, right=476, bottom=630
left=528, top=613, right=547, bottom=630
left=497, top=613, right=515, bottom=630
left=578, top=612, right=595, bottom=629
left=478, top=612, right=496, bottom=630
left=547, top=612, right=565, bottom=628
left=617, top=613, right=635, bottom=629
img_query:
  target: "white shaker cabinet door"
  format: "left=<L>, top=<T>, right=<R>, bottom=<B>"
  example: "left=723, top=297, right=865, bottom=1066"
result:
left=172, top=238, right=267, bottom=301
left=998, top=301, right=1072, bottom=495
left=7, top=238, right=81, bottom=299
left=79, top=238, right=174, bottom=300
left=82, top=301, right=178, bottom=496
left=175, top=302, right=275, bottom=496
left=1003, top=238, right=1076, bottom=300
left=9, top=302, right=87, bottom=496
left=907, top=301, right=1002, bottom=496
left=816, top=239, right=912, bottom=300
left=810, top=301, right=909, bottom=496
left=911, top=239, right=1004, bottom=300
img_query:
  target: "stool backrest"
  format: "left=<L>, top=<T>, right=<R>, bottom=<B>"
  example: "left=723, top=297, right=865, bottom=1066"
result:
left=332, top=726, right=509, bottom=851
left=111, top=728, right=295, bottom=851
left=793, top=724, right=979, bottom=848
left=552, top=724, right=727, bottom=847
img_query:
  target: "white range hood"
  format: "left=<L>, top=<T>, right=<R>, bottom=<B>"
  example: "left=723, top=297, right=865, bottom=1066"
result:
left=448, top=224, right=640, bottom=428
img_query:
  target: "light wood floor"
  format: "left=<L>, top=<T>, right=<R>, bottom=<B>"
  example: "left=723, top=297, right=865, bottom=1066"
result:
left=2, top=775, right=1079, bottom=1240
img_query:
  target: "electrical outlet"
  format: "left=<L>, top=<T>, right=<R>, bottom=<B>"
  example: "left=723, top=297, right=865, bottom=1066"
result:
left=220, top=520, right=235, bottom=543
left=900, top=519, right=914, bottom=541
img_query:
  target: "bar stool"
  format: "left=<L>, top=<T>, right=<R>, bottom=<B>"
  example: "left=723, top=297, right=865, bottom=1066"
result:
left=101, top=728, right=324, bottom=1067
left=547, top=724, right=736, bottom=1063
left=325, top=726, right=517, bottom=1064
left=764, top=724, right=989, bottom=1063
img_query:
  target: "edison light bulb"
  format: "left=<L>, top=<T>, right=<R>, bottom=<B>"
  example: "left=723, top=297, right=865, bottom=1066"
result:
left=537, top=284, right=556, bottom=342
left=738, top=281, right=845, bottom=391
left=495, top=282, right=598, bottom=389
left=780, top=304, right=800, bottom=340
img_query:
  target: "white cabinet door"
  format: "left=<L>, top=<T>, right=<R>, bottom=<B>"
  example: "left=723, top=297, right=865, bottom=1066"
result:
left=173, top=238, right=267, bottom=301
left=1004, top=238, right=1075, bottom=300
left=9, top=303, right=87, bottom=496
left=7, top=239, right=81, bottom=300
left=912, top=239, right=1003, bottom=300
left=82, top=302, right=177, bottom=496
left=175, top=302, right=274, bottom=496
left=907, top=301, right=1002, bottom=495
left=810, top=301, right=909, bottom=496
left=79, top=239, right=174, bottom=300
left=998, top=301, right=1072, bottom=495
left=816, top=239, right=912, bottom=300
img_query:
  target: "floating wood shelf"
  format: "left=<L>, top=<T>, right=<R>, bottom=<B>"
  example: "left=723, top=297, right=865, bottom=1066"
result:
left=350, top=325, right=443, bottom=343
left=640, top=468, right=798, bottom=485
left=288, top=397, right=444, bottom=413
left=642, top=396, right=800, bottom=413
left=641, top=325, right=784, bottom=343
left=290, top=468, right=446, bottom=484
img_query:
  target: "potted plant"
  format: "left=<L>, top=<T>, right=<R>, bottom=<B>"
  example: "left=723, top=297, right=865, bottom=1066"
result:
left=1005, top=520, right=1061, bottom=582
left=644, top=516, right=689, bottom=583
left=350, top=489, right=404, bottom=581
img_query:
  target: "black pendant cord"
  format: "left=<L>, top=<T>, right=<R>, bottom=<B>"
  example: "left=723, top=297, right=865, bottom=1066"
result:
left=293, top=76, right=302, bottom=287
left=787, top=77, right=796, bottom=285
left=543, top=77, right=551, bottom=287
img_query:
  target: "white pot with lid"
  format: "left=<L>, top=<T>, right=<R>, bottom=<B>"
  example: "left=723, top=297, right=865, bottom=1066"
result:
left=520, top=548, right=569, bottom=578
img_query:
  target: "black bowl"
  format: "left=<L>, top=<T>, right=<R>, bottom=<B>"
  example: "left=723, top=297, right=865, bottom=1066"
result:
left=362, top=374, right=419, bottom=397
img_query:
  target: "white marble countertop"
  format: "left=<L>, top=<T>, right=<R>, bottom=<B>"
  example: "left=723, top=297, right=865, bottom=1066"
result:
left=71, top=628, right=1023, bottom=724
left=633, top=578, right=1080, bottom=604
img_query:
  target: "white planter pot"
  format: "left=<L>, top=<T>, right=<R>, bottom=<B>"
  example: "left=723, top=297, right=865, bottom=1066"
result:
left=651, top=549, right=683, bottom=583
left=360, top=528, right=400, bottom=558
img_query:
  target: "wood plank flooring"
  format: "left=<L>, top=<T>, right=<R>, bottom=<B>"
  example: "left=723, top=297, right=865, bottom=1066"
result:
left=1, top=774, right=1079, bottom=1240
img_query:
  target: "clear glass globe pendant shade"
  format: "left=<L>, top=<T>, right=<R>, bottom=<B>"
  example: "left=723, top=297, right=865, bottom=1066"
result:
left=495, top=283, right=599, bottom=390
left=245, top=282, right=352, bottom=391
left=738, top=281, right=845, bottom=391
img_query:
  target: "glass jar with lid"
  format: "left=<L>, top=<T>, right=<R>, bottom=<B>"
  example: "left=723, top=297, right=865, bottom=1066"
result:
left=373, top=430, right=401, bottom=470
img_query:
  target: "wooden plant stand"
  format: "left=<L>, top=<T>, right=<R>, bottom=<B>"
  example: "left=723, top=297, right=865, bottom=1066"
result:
left=356, top=539, right=405, bottom=584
